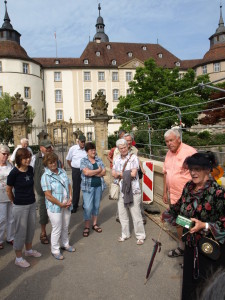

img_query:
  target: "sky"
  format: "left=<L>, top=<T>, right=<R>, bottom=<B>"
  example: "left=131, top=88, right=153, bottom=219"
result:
left=1, top=0, right=223, bottom=60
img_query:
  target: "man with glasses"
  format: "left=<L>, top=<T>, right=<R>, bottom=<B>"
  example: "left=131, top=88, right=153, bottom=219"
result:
left=10, top=138, right=33, bottom=165
left=66, top=135, right=87, bottom=213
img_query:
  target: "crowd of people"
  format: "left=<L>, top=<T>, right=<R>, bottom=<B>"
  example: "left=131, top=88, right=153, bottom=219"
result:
left=0, top=130, right=224, bottom=299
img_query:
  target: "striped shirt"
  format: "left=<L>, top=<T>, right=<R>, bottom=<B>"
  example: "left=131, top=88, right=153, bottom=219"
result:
left=41, top=168, right=72, bottom=213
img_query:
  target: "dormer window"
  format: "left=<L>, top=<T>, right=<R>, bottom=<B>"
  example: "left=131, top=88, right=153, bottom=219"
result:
left=106, top=44, right=111, bottom=50
left=175, top=62, right=180, bottom=67
left=96, top=51, right=100, bottom=57
left=84, top=59, right=89, bottom=65
left=158, top=53, right=163, bottom=58
left=54, top=59, right=60, bottom=65
left=128, top=52, right=133, bottom=57
left=112, top=60, right=117, bottom=65
left=142, top=46, right=147, bottom=51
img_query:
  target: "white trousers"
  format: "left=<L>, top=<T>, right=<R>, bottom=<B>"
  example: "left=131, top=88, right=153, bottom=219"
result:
left=118, top=193, right=146, bottom=240
left=0, top=202, right=15, bottom=244
left=47, top=208, right=71, bottom=255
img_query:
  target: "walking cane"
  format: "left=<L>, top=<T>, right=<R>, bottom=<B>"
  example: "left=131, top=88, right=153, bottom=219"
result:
left=144, top=226, right=163, bottom=285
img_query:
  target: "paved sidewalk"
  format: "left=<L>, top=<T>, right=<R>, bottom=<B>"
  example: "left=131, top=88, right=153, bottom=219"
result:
left=0, top=188, right=183, bottom=300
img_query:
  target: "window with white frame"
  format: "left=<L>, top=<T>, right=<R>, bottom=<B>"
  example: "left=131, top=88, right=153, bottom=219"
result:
left=202, top=65, right=207, bottom=74
left=84, top=89, right=91, bottom=101
left=56, top=110, right=63, bottom=120
left=0, top=61, right=2, bottom=72
left=84, top=71, right=91, bottom=81
left=126, top=72, right=132, bottom=81
left=24, top=87, right=31, bottom=98
left=98, top=72, right=105, bottom=81
left=112, top=72, right=118, bottom=81
left=23, top=63, right=29, bottom=74
left=55, top=90, right=62, bottom=102
left=112, top=60, right=116, bottom=65
left=128, top=52, right=133, bottom=57
left=54, top=72, right=61, bottom=81
left=96, top=51, right=100, bottom=57
left=113, top=89, right=119, bottom=101
left=84, top=59, right=89, bottom=65
left=87, top=132, right=92, bottom=141
left=85, top=109, right=91, bottom=119
left=214, top=63, right=221, bottom=72
left=0, top=86, right=2, bottom=97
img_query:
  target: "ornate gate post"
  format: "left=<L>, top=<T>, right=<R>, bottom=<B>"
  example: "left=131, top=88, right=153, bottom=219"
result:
left=89, top=91, right=112, bottom=161
left=8, top=93, right=32, bottom=147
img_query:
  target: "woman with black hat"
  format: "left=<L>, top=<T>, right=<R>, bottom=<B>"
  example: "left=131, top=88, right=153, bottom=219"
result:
left=162, top=152, right=225, bottom=300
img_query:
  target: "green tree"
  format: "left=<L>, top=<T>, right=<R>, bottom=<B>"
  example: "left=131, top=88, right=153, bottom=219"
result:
left=113, top=58, right=210, bottom=131
left=0, top=93, right=13, bottom=144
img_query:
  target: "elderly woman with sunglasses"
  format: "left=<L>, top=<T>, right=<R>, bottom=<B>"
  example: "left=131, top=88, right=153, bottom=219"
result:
left=162, top=152, right=225, bottom=300
left=6, top=148, right=41, bottom=268
left=80, top=142, right=106, bottom=237
left=0, top=145, right=14, bottom=249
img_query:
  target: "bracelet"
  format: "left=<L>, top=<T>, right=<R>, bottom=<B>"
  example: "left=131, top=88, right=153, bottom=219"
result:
left=204, top=222, right=209, bottom=231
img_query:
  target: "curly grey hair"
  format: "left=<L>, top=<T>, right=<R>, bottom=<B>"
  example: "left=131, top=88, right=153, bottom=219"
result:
left=116, top=139, right=128, bottom=148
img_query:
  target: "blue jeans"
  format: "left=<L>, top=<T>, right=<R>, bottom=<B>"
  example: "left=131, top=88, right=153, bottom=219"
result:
left=83, top=186, right=102, bottom=220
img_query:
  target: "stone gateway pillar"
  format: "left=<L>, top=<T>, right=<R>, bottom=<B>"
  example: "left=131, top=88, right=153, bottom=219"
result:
left=8, top=93, right=32, bottom=147
left=89, top=91, right=112, bottom=159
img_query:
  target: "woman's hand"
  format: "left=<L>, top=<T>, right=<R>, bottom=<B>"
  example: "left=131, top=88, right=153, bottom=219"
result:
left=189, top=218, right=206, bottom=234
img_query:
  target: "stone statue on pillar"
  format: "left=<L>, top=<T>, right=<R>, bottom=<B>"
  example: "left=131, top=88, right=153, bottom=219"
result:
left=8, top=93, right=32, bottom=147
left=90, top=90, right=112, bottom=164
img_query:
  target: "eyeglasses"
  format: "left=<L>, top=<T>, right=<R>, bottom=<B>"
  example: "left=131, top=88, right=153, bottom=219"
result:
left=1, top=153, right=9, bottom=156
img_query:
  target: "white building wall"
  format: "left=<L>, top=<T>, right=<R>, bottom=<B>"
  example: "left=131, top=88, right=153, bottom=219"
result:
left=0, top=58, right=44, bottom=126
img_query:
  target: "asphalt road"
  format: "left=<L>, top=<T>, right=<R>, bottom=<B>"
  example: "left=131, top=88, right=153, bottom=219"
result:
left=0, top=188, right=183, bottom=300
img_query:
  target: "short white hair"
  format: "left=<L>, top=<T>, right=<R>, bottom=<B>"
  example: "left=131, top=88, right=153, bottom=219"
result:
left=116, top=139, right=128, bottom=148
left=164, top=129, right=181, bottom=139
left=124, top=133, right=134, bottom=140
left=0, top=144, right=10, bottom=153
left=21, top=138, right=29, bottom=144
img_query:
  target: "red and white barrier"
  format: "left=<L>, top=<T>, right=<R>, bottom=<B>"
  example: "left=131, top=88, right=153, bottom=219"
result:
left=142, top=161, right=154, bottom=204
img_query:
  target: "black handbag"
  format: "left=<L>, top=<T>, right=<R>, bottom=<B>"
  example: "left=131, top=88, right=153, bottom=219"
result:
left=138, top=167, right=143, bottom=179
left=198, top=236, right=221, bottom=260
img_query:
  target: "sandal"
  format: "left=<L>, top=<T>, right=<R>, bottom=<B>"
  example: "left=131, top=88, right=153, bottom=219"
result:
left=61, top=246, right=76, bottom=252
left=52, top=252, right=64, bottom=260
left=0, top=243, right=4, bottom=250
left=83, top=228, right=90, bottom=237
left=168, top=247, right=184, bottom=258
left=118, top=236, right=130, bottom=242
left=40, top=233, right=49, bottom=245
left=92, top=224, right=102, bottom=233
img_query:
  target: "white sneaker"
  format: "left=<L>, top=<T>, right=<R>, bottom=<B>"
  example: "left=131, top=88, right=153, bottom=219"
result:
left=15, top=258, right=30, bottom=268
left=25, top=250, right=42, bottom=257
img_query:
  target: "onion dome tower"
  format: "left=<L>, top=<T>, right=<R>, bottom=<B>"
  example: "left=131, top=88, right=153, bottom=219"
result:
left=93, top=3, right=109, bottom=43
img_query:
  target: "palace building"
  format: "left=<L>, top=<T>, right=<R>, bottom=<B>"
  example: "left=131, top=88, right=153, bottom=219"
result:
left=0, top=2, right=225, bottom=144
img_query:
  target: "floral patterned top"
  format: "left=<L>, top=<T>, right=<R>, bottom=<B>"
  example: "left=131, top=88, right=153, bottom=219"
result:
left=162, top=179, right=225, bottom=244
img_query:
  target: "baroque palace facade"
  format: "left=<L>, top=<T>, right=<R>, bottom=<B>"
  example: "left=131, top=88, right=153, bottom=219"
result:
left=0, top=2, right=225, bottom=144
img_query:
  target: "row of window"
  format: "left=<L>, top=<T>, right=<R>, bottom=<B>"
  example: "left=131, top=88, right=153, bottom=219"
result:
left=202, top=62, right=221, bottom=74
left=54, top=88, right=132, bottom=102
left=0, top=61, right=30, bottom=74
left=56, top=109, right=92, bottom=121
left=54, top=71, right=133, bottom=82
left=0, top=86, right=38, bottom=99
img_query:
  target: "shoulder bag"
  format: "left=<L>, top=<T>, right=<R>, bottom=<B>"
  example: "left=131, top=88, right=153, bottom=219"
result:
left=109, top=154, right=133, bottom=200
